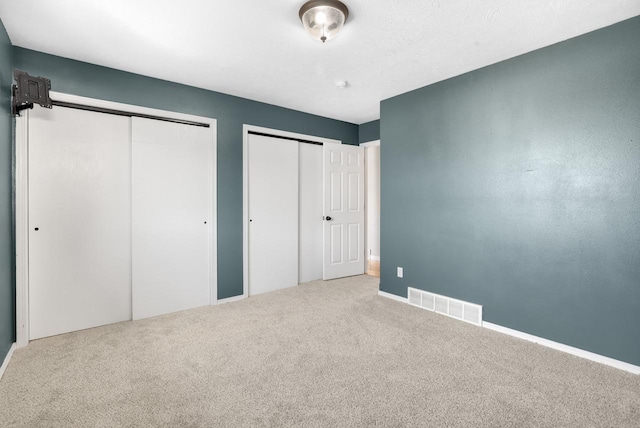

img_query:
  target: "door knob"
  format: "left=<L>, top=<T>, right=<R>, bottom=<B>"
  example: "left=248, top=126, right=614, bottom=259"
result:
left=325, top=216, right=332, bottom=221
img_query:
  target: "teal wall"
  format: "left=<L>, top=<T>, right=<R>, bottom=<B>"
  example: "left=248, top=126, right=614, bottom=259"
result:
left=380, top=16, right=640, bottom=365
left=0, top=18, right=14, bottom=363
left=13, top=47, right=359, bottom=301
left=358, top=119, right=380, bottom=143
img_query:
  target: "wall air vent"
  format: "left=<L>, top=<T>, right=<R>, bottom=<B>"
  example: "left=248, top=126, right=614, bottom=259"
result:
left=407, top=287, right=483, bottom=327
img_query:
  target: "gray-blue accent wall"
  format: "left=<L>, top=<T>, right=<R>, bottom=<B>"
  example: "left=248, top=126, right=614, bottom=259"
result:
left=380, top=16, right=640, bottom=365
left=0, top=18, right=15, bottom=365
left=359, top=119, right=380, bottom=143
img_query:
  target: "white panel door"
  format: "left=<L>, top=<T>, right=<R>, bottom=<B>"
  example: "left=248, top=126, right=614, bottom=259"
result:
left=28, top=106, right=132, bottom=339
left=132, top=117, right=212, bottom=320
left=299, top=143, right=323, bottom=283
left=248, top=134, right=299, bottom=296
left=323, top=144, right=365, bottom=280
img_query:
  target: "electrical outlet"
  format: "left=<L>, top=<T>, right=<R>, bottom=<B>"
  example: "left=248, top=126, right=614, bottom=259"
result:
left=397, top=267, right=403, bottom=278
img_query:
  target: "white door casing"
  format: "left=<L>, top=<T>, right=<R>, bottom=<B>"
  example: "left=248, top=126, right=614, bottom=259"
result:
left=247, top=134, right=299, bottom=296
left=362, top=141, right=381, bottom=262
left=131, top=117, right=213, bottom=320
left=323, top=144, right=365, bottom=280
left=28, top=105, right=132, bottom=339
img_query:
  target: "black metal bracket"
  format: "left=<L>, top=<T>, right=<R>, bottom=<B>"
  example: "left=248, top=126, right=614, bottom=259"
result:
left=12, top=85, right=34, bottom=116
left=12, top=70, right=52, bottom=117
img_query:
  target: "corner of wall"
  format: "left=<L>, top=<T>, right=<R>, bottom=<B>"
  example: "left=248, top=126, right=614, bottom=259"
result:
left=0, top=15, right=16, bottom=363
left=358, top=119, right=380, bottom=144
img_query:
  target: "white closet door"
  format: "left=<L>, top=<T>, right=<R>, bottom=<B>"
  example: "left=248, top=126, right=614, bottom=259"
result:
left=299, top=143, right=323, bottom=283
left=132, top=118, right=212, bottom=320
left=28, top=106, right=132, bottom=339
left=323, top=144, right=365, bottom=280
left=248, top=134, right=299, bottom=296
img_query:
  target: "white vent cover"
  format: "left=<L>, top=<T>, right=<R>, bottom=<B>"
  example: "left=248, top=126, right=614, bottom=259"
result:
left=408, top=288, right=421, bottom=306
left=407, top=287, right=483, bottom=326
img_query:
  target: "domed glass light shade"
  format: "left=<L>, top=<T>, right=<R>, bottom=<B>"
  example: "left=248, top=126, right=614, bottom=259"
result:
left=299, top=0, right=349, bottom=43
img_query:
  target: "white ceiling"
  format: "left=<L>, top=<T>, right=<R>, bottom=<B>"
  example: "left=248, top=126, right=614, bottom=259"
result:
left=1, top=1, right=639, bottom=124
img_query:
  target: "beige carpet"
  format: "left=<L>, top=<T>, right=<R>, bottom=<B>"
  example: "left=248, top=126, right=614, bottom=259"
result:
left=1, top=275, right=639, bottom=427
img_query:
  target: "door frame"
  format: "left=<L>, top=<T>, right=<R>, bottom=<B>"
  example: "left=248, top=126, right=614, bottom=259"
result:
left=15, top=91, right=218, bottom=348
left=242, top=125, right=341, bottom=299
left=359, top=139, right=381, bottom=269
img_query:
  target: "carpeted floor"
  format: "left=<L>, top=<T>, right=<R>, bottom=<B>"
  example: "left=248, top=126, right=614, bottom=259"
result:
left=1, top=275, right=639, bottom=427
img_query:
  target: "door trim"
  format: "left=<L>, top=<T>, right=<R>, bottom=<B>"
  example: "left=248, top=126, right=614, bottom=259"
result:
left=359, top=139, right=380, bottom=148
left=242, top=125, right=341, bottom=299
left=15, top=91, right=218, bottom=347
left=15, top=113, right=28, bottom=348
left=360, top=139, right=381, bottom=271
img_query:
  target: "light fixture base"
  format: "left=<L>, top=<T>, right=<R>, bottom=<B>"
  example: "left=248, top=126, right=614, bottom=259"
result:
left=298, top=0, right=349, bottom=22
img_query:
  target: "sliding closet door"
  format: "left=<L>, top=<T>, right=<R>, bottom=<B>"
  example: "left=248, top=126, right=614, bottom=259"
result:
left=28, top=106, right=132, bottom=339
left=131, top=118, right=212, bottom=320
left=248, top=134, right=299, bottom=296
left=299, top=143, right=323, bottom=283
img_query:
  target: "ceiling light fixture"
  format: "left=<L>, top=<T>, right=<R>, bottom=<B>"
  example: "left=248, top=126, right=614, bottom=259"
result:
left=299, top=0, right=349, bottom=43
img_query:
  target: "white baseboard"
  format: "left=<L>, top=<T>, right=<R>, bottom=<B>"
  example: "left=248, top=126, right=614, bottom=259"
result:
left=0, top=343, right=16, bottom=380
left=368, top=255, right=380, bottom=262
left=483, top=322, right=640, bottom=375
left=379, top=287, right=639, bottom=375
left=378, top=290, right=408, bottom=303
left=217, top=294, right=246, bottom=305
